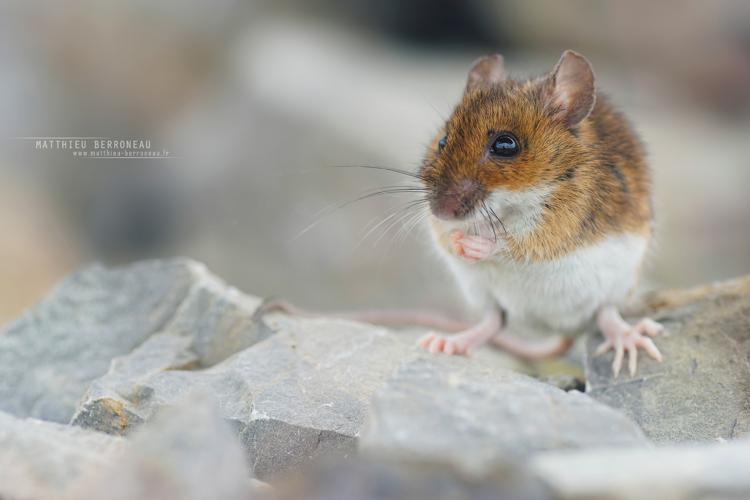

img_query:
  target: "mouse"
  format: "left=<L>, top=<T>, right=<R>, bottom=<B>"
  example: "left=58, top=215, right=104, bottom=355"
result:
left=414, top=50, right=663, bottom=376
left=263, top=50, right=663, bottom=377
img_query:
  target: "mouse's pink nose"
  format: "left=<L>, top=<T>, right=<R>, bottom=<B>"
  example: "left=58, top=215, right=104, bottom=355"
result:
left=432, top=195, right=461, bottom=219
left=431, top=179, right=481, bottom=220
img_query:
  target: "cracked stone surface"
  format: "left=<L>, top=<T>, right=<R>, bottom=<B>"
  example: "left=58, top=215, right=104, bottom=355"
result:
left=360, top=357, right=648, bottom=475
left=70, top=392, right=261, bottom=500
left=586, top=275, right=750, bottom=442
left=73, top=315, right=420, bottom=480
left=271, top=455, right=554, bottom=500
left=70, top=304, right=643, bottom=480
left=0, top=410, right=126, bottom=500
left=5, top=258, right=750, bottom=498
left=531, top=436, right=750, bottom=500
left=0, top=393, right=265, bottom=500
left=0, top=258, right=264, bottom=424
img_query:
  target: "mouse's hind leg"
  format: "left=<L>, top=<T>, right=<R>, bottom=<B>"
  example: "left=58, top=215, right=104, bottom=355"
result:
left=489, top=334, right=575, bottom=361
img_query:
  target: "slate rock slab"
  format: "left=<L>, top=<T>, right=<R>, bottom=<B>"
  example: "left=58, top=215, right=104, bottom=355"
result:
left=0, top=258, right=264, bottom=424
left=270, top=456, right=553, bottom=500
left=360, top=356, right=648, bottom=474
left=71, top=392, right=261, bottom=500
left=0, top=394, right=265, bottom=500
left=531, top=436, right=750, bottom=500
left=585, top=275, right=750, bottom=443
left=0, top=410, right=126, bottom=500
left=273, top=438, right=750, bottom=500
left=72, top=317, right=420, bottom=479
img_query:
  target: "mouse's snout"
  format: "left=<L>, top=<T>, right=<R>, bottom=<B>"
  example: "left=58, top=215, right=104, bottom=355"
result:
left=430, top=178, right=483, bottom=220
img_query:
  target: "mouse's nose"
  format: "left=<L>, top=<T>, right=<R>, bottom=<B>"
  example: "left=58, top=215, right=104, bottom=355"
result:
left=431, top=179, right=481, bottom=220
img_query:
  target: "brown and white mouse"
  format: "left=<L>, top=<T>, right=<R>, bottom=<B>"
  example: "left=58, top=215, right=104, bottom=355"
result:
left=415, top=50, right=663, bottom=376
left=264, top=50, right=663, bottom=377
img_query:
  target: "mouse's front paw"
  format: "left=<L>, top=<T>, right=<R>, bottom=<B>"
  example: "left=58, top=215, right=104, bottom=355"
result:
left=449, top=231, right=497, bottom=262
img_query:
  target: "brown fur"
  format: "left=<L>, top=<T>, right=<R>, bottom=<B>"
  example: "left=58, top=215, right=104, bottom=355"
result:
left=421, top=57, right=653, bottom=262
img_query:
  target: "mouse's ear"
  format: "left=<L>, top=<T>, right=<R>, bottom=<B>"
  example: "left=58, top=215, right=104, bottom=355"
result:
left=543, top=50, right=596, bottom=127
left=466, top=54, right=506, bottom=92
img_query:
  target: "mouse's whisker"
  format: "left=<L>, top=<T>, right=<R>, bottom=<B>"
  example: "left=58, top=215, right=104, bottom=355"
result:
left=392, top=204, right=428, bottom=250
left=373, top=199, right=430, bottom=249
left=383, top=203, right=431, bottom=255
left=357, top=198, right=429, bottom=249
left=328, top=164, right=426, bottom=181
left=486, top=204, right=507, bottom=235
left=373, top=208, right=418, bottom=249
left=481, top=202, right=498, bottom=242
left=295, top=186, right=429, bottom=240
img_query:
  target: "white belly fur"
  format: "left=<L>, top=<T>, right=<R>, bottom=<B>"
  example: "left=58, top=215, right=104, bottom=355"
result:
left=437, top=234, right=648, bottom=337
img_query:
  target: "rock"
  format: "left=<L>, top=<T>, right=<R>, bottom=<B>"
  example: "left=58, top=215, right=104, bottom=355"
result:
left=531, top=436, right=750, bottom=500
left=0, top=258, right=264, bottom=423
left=0, top=393, right=264, bottom=500
left=71, top=392, right=260, bottom=500
left=271, top=456, right=553, bottom=500
left=7, top=257, right=638, bottom=481
left=12, top=256, right=750, bottom=496
left=73, top=308, right=640, bottom=481
left=0, top=410, right=126, bottom=500
left=585, top=275, right=750, bottom=442
left=360, top=357, right=648, bottom=474
left=73, top=317, right=420, bottom=480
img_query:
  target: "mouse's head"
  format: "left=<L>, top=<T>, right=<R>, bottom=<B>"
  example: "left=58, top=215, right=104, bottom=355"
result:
left=421, top=50, right=596, bottom=231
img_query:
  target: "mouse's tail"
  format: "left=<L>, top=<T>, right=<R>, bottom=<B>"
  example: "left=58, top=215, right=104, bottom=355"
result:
left=253, top=297, right=471, bottom=333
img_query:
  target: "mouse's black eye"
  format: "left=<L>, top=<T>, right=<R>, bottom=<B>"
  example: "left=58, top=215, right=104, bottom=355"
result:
left=490, top=133, right=520, bottom=158
left=438, top=135, right=447, bottom=151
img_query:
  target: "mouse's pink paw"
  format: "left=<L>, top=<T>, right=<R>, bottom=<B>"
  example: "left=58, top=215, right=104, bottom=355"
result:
left=595, top=317, right=664, bottom=377
left=417, top=331, right=472, bottom=355
left=449, top=231, right=497, bottom=262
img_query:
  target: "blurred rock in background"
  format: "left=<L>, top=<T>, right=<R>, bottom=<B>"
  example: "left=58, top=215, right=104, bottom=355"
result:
left=0, top=0, right=748, bottom=321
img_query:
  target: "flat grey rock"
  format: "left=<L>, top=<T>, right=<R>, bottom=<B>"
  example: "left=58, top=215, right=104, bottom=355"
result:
left=585, top=275, right=750, bottom=443
left=73, top=314, right=537, bottom=480
left=73, top=316, right=420, bottom=479
left=0, top=410, right=125, bottom=500
left=360, top=356, right=648, bottom=474
left=0, top=258, right=264, bottom=424
left=71, top=392, right=260, bottom=500
left=274, top=437, right=750, bottom=500
left=9, top=256, right=750, bottom=496
left=531, top=436, right=750, bottom=500
left=0, top=394, right=263, bottom=500
left=270, top=456, right=553, bottom=500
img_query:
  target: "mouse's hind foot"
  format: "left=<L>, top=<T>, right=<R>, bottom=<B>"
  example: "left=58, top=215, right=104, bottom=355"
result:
left=595, top=305, right=664, bottom=377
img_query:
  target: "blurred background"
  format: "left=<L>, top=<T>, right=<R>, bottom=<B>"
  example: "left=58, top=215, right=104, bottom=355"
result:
left=1, top=0, right=749, bottom=324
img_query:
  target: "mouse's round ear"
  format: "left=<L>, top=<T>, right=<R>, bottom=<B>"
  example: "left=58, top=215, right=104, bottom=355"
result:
left=466, top=54, right=507, bottom=93
left=543, top=50, right=596, bottom=127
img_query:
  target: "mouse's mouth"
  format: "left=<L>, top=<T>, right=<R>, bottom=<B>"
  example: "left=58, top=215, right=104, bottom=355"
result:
left=429, top=179, right=486, bottom=221
left=430, top=189, right=506, bottom=240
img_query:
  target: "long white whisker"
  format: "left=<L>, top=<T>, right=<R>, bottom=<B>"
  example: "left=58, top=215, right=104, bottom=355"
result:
left=373, top=202, right=427, bottom=248
left=295, top=184, right=428, bottom=240
left=354, top=199, right=427, bottom=249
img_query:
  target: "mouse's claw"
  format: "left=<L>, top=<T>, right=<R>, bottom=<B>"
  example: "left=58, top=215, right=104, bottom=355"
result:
left=595, top=307, right=664, bottom=377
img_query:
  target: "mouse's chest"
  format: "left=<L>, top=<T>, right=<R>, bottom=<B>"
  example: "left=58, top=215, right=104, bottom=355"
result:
left=447, top=233, right=648, bottom=332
